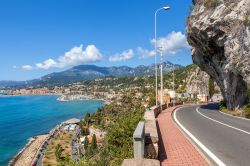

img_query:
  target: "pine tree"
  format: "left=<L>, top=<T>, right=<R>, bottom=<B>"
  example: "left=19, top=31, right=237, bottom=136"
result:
left=84, top=112, right=91, bottom=126
left=84, top=137, right=89, bottom=150
left=91, top=134, right=97, bottom=150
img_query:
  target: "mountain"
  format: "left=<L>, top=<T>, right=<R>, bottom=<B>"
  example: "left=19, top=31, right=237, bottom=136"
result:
left=0, top=61, right=183, bottom=89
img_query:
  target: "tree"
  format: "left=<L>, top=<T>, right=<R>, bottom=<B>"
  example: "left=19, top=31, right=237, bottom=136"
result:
left=55, top=144, right=64, bottom=161
left=91, top=134, right=97, bottom=150
left=84, top=112, right=91, bottom=126
left=209, top=77, right=215, bottom=98
left=79, top=120, right=84, bottom=130
left=81, top=128, right=90, bottom=136
left=149, top=93, right=156, bottom=107
left=84, top=137, right=89, bottom=151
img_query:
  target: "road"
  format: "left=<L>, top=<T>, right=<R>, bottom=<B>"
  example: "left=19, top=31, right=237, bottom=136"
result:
left=174, top=103, right=250, bottom=166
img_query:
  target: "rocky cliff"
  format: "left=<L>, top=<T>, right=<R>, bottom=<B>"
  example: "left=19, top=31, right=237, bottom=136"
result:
left=187, top=0, right=250, bottom=110
left=186, top=66, right=210, bottom=96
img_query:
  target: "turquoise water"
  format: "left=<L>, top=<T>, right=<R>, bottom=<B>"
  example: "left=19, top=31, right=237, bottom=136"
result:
left=0, top=95, right=102, bottom=165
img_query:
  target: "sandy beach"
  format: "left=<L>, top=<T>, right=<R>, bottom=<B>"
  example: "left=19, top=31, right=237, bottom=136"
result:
left=11, top=134, right=48, bottom=166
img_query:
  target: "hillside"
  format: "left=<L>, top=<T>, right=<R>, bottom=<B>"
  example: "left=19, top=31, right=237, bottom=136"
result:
left=70, top=64, right=208, bottom=96
left=0, top=61, right=182, bottom=89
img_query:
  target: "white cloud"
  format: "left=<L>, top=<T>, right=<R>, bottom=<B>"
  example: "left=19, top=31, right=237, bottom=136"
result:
left=109, top=49, right=134, bottom=62
left=19, top=44, right=103, bottom=70
left=36, top=59, right=57, bottom=70
left=20, top=65, right=33, bottom=71
left=151, top=31, right=190, bottom=55
left=56, top=44, right=102, bottom=68
left=137, top=47, right=156, bottom=59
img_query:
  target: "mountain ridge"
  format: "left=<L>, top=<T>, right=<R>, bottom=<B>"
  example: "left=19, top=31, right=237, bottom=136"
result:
left=0, top=61, right=183, bottom=89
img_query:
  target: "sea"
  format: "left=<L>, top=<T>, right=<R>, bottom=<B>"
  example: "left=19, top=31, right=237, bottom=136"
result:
left=0, top=95, right=103, bottom=166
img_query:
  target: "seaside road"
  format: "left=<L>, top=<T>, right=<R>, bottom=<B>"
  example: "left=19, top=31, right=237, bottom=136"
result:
left=175, top=103, right=250, bottom=166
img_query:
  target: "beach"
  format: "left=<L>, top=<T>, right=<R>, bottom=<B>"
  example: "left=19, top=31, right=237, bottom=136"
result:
left=10, top=134, right=48, bottom=166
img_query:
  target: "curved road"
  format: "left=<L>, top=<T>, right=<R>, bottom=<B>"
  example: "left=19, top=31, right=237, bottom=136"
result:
left=175, top=103, right=250, bottom=166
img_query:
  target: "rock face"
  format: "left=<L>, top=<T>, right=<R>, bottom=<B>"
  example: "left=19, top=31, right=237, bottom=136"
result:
left=186, top=66, right=210, bottom=96
left=187, top=0, right=250, bottom=110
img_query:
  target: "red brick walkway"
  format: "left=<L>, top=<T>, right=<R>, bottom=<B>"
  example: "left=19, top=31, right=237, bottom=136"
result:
left=157, top=106, right=209, bottom=166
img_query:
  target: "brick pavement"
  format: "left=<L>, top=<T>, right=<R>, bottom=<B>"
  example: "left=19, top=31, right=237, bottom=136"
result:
left=157, top=106, right=209, bottom=166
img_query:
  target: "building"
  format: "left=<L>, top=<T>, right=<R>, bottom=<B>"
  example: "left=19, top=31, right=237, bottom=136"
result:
left=157, top=89, right=176, bottom=104
left=197, top=94, right=209, bottom=103
left=211, top=93, right=224, bottom=102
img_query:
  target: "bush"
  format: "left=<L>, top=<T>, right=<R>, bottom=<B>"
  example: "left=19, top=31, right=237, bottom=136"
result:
left=247, top=88, right=250, bottom=101
left=219, top=101, right=227, bottom=110
left=243, top=104, right=250, bottom=118
left=243, top=15, right=249, bottom=27
left=204, top=0, right=220, bottom=8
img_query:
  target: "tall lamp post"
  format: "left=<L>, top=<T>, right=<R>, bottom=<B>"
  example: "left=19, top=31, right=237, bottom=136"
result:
left=172, top=63, right=175, bottom=106
left=154, top=6, right=170, bottom=107
left=158, top=46, right=164, bottom=111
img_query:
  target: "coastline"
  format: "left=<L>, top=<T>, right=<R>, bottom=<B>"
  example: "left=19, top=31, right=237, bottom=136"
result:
left=7, top=97, right=106, bottom=166
left=0, top=93, right=59, bottom=97
left=8, top=134, right=48, bottom=166
left=56, top=94, right=109, bottom=105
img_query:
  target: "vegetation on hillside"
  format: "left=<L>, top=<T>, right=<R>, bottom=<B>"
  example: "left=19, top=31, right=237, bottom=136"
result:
left=53, top=95, right=144, bottom=166
left=87, top=95, right=145, bottom=165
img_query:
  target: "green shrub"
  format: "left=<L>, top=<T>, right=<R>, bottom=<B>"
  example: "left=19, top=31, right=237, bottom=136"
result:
left=204, top=0, right=220, bottom=8
left=219, top=101, right=227, bottom=110
left=243, top=15, right=249, bottom=27
left=243, top=104, right=250, bottom=119
left=247, top=88, right=250, bottom=100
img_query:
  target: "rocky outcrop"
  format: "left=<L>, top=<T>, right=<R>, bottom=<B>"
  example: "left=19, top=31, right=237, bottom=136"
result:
left=186, top=66, right=210, bottom=96
left=187, top=0, right=250, bottom=110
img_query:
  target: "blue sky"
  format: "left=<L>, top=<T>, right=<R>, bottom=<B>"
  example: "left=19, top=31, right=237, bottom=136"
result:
left=0, top=0, right=192, bottom=81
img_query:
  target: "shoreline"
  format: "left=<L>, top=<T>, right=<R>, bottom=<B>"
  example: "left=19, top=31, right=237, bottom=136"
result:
left=0, top=93, right=59, bottom=97
left=8, top=137, right=35, bottom=166
left=8, top=99, right=106, bottom=166
left=56, top=94, right=109, bottom=104
left=8, top=134, right=49, bottom=166
left=0, top=93, right=109, bottom=104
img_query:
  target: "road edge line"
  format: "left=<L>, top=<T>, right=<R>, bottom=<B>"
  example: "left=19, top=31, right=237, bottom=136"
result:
left=173, top=107, right=226, bottom=166
left=197, top=108, right=250, bottom=135
left=219, top=111, right=250, bottom=121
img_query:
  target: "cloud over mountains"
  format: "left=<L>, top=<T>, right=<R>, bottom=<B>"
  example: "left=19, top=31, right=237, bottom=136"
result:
left=18, top=31, right=189, bottom=70
left=20, top=44, right=103, bottom=70
left=138, top=31, right=190, bottom=59
left=109, top=49, right=134, bottom=62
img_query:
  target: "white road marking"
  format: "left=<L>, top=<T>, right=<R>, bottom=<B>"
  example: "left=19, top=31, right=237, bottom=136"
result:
left=197, top=108, right=250, bottom=135
left=174, top=107, right=226, bottom=166
left=219, top=111, right=250, bottom=121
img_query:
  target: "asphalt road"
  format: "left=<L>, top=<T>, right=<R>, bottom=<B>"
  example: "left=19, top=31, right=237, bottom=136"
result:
left=175, top=103, right=250, bottom=166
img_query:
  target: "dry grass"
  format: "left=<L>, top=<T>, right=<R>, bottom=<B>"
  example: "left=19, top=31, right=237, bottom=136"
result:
left=221, top=109, right=243, bottom=116
left=42, top=131, right=73, bottom=166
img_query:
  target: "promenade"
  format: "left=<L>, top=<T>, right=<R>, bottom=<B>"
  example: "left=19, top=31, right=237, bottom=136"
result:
left=157, top=106, right=208, bottom=166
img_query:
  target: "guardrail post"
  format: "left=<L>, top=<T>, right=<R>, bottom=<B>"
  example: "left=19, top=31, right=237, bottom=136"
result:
left=133, top=121, right=145, bottom=159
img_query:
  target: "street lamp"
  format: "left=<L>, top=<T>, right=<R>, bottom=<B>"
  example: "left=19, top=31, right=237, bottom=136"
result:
left=172, top=63, right=175, bottom=106
left=154, top=6, right=170, bottom=107
left=158, top=46, right=164, bottom=111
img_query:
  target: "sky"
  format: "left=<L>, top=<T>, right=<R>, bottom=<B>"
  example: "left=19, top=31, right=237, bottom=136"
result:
left=0, top=0, right=193, bottom=81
